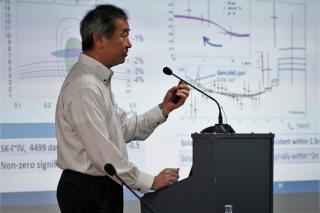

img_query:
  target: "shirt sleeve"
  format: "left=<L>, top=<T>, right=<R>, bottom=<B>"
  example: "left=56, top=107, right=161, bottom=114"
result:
left=116, top=104, right=167, bottom=143
left=68, top=86, right=154, bottom=192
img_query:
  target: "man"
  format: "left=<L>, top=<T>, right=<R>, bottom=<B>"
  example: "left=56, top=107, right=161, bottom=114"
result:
left=55, top=4, right=190, bottom=213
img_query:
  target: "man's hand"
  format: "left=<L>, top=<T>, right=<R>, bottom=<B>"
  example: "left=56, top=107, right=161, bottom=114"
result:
left=161, top=83, right=190, bottom=116
left=151, top=168, right=179, bottom=190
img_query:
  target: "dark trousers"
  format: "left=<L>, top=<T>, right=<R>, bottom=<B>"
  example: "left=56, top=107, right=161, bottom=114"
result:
left=57, top=170, right=123, bottom=213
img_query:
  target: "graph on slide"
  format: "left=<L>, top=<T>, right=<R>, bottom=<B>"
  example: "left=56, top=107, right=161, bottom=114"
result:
left=171, top=0, right=309, bottom=120
left=0, top=0, right=149, bottom=124
left=169, top=0, right=251, bottom=59
left=2, top=2, right=145, bottom=99
left=179, top=59, right=306, bottom=120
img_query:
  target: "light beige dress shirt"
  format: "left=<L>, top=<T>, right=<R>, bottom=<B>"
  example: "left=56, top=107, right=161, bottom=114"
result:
left=55, top=54, right=167, bottom=193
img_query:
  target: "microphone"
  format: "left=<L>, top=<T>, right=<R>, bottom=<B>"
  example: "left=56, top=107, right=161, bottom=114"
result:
left=104, top=163, right=117, bottom=176
left=104, top=163, right=156, bottom=213
left=163, top=67, right=235, bottom=133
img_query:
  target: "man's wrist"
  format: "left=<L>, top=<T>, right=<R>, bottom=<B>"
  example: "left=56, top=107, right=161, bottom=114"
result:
left=158, top=103, right=168, bottom=118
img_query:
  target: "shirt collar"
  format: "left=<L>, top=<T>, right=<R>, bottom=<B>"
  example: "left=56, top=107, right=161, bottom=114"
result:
left=78, top=53, right=114, bottom=83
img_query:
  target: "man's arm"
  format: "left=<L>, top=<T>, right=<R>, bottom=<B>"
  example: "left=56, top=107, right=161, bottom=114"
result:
left=117, top=83, right=190, bottom=142
left=116, top=105, right=166, bottom=143
left=67, top=86, right=153, bottom=192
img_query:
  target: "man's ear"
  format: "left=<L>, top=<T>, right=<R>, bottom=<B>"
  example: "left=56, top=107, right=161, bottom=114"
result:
left=92, top=32, right=105, bottom=49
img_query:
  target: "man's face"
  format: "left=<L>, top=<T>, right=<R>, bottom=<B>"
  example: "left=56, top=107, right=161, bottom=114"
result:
left=101, top=18, right=132, bottom=68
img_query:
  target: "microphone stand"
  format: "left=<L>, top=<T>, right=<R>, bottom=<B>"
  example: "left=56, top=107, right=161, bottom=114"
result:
left=163, top=67, right=235, bottom=133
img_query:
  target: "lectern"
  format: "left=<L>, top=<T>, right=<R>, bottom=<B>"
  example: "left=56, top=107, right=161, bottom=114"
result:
left=141, top=133, right=274, bottom=213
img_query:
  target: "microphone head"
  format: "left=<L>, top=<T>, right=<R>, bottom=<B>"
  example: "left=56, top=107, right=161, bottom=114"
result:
left=104, top=163, right=116, bottom=176
left=163, top=67, right=173, bottom=75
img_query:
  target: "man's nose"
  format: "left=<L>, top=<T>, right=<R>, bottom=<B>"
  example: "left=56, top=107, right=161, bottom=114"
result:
left=127, top=38, right=132, bottom=48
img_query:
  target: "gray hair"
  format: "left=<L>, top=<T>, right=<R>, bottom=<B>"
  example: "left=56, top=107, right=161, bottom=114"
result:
left=80, top=4, right=128, bottom=51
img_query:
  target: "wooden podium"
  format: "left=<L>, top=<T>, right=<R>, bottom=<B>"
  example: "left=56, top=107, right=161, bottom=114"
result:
left=141, top=133, right=274, bottom=213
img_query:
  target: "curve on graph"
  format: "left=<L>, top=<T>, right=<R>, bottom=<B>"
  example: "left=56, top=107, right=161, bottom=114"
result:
left=174, top=14, right=250, bottom=37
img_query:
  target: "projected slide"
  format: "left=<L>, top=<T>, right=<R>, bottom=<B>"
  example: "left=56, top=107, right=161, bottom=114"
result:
left=0, top=0, right=319, bottom=205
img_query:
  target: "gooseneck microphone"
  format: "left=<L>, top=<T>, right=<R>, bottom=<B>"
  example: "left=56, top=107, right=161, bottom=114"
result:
left=104, top=163, right=156, bottom=213
left=163, top=66, right=235, bottom=133
left=104, top=163, right=117, bottom=176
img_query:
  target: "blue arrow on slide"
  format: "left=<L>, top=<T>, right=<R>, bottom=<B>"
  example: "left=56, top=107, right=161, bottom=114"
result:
left=203, top=36, right=223, bottom=47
